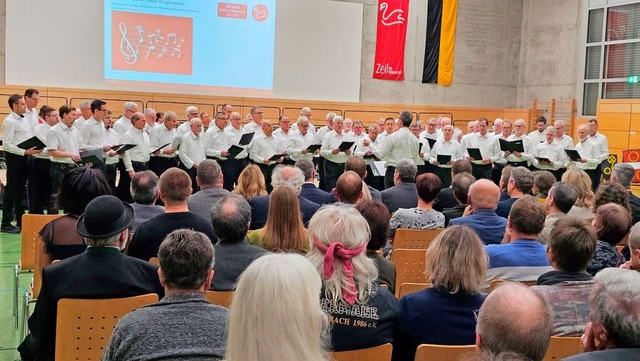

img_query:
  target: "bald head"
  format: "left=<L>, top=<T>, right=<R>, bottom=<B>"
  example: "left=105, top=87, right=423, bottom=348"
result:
left=477, top=282, right=553, bottom=361
left=336, top=171, right=363, bottom=204
left=468, top=179, right=501, bottom=210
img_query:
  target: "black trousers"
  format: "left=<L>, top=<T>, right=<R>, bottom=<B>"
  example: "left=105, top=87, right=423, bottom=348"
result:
left=257, top=163, right=277, bottom=193
left=105, top=163, right=117, bottom=191
left=591, top=164, right=603, bottom=191
left=221, top=158, right=247, bottom=191
left=434, top=166, right=452, bottom=189
left=364, top=164, right=385, bottom=191
left=491, top=163, right=505, bottom=185
left=50, top=162, right=76, bottom=213
left=317, top=157, right=326, bottom=191
left=323, top=160, right=345, bottom=192
left=178, top=162, right=199, bottom=193
left=472, top=163, right=492, bottom=181
left=28, top=158, right=54, bottom=214
left=384, top=166, right=396, bottom=189
left=117, top=161, right=149, bottom=203
left=2, top=153, right=29, bottom=227
left=149, top=156, right=178, bottom=178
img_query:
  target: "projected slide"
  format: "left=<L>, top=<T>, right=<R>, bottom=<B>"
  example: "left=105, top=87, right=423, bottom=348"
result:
left=104, top=0, right=276, bottom=91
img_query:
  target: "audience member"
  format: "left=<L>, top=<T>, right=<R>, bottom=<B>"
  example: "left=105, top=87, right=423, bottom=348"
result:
left=532, top=170, right=556, bottom=199
left=19, top=195, right=163, bottom=361
left=538, top=182, right=578, bottom=244
left=565, top=269, right=640, bottom=360
left=475, top=282, right=553, bottom=361
left=495, top=166, right=533, bottom=218
left=307, top=205, right=401, bottom=351
left=127, top=168, right=217, bottom=261
left=296, top=159, right=335, bottom=205
left=433, top=159, right=472, bottom=211
left=620, top=223, right=640, bottom=272
left=188, top=159, right=230, bottom=221
left=38, top=167, right=112, bottom=269
left=562, top=169, right=595, bottom=219
left=103, top=229, right=228, bottom=360
left=497, top=165, right=513, bottom=201
left=335, top=171, right=364, bottom=206
left=247, top=186, right=308, bottom=253
left=532, top=217, right=597, bottom=336
left=389, top=173, right=444, bottom=237
left=442, top=172, right=475, bottom=226
left=232, top=164, right=267, bottom=201
left=381, top=158, right=419, bottom=213
left=210, top=194, right=268, bottom=290
left=587, top=203, right=631, bottom=276
left=225, top=254, right=327, bottom=361
left=449, top=179, right=507, bottom=245
left=593, top=182, right=631, bottom=214
left=129, top=170, right=164, bottom=232
left=249, top=165, right=320, bottom=229
left=393, top=226, right=487, bottom=361
left=611, top=163, right=640, bottom=225
left=356, top=200, right=396, bottom=293
left=345, top=156, right=382, bottom=200
left=486, top=196, right=552, bottom=285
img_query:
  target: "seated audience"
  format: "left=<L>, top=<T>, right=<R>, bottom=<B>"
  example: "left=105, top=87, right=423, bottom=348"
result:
left=38, top=167, right=112, bottom=269
left=495, top=166, right=533, bottom=218
left=475, top=282, right=553, bottom=361
left=442, top=172, right=475, bottom=226
left=225, top=254, right=327, bottom=361
left=389, top=173, right=444, bottom=237
left=345, top=156, right=382, bottom=200
left=538, top=182, right=578, bottom=244
left=562, top=168, right=595, bottom=219
left=129, top=170, right=164, bottom=232
left=103, top=229, right=228, bottom=360
left=621, top=223, right=640, bottom=272
left=393, top=226, right=487, bottom=361
left=188, top=159, right=230, bottom=222
left=307, top=205, right=401, bottom=351
left=587, top=203, right=631, bottom=276
left=497, top=165, right=513, bottom=202
left=532, top=170, right=556, bottom=199
left=232, top=164, right=267, bottom=201
left=356, top=200, right=396, bottom=293
left=247, top=186, right=308, bottom=253
left=210, top=194, right=268, bottom=290
left=334, top=171, right=364, bottom=206
left=593, top=182, right=631, bottom=214
left=486, top=196, right=552, bottom=286
left=449, top=179, right=507, bottom=245
left=433, top=159, right=472, bottom=211
left=611, top=163, right=640, bottom=225
left=296, top=159, right=335, bottom=205
left=532, top=217, right=597, bottom=336
left=19, top=195, right=163, bottom=361
left=565, top=269, right=640, bottom=360
left=127, top=168, right=217, bottom=261
left=249, top=165, right=320, bottom=229
left=381, top=158, right=419, bottom=213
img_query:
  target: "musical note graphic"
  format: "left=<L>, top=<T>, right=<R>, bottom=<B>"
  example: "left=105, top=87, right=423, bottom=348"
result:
left=145, top=44, right=156, bottom=60
left=172, top=47, right=181, bottom=58
left=158, top=46, right=167, bottom=58
left=166, top=33, right=176, bottom=45
left=137, top=25, right=145, bottom=43
left=119, top=23, right=139, bottom=65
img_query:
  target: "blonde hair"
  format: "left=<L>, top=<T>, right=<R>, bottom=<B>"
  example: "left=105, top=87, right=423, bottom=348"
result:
left=260, top=186, right=308, bottom=253
left=307, top=205, right=378, bottom=305
left=561, top=168, right=594, bottom=209
left=233, top=164, right=267, bottom=201
left=226, top=254, right=328, bottom=361
left=426, top=226, right=487, bottom=294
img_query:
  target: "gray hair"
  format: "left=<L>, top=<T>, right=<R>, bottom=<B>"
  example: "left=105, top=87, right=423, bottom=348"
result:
left=325, top=112, right=336, bottom=121
left=296, top=116, right=309, bottom=124
left=630, top=223, right=640, bottom=250
left=612, top=163, right=635, bottom=189
left=548, top=182, right=578, bottom=214
left=197, top=159, right=222, bottom=186
left=130, top=170, right=159, bottom=205
left=159, top=229, right=214, bottom=289
left=396, top=159, right=417, bottom=182
left=124, top=101, right=138, bottom=111
left=333, top=116, right=344, bottom=123
left=185, top=105, right=198, bottom=115
left=189, top=117, right=202, bottom=125
left=399, top=110, right=413, bottom=127
left=554, top=119, right=566, bottom=127
left=271, top=166, right=305, bottom=194
left=79, top=100, right=90, bottom=108
left=590, top=268, right=640, bottom=348
left=301, top=107, right=311, bottom=114
left=368, top=124, right=380, bottom=132
left=144, top=108, right=156, bottom=116
left=295, top=160, right=315, bottom=181
left=509, top=166, right=534, bottom=194
left=210, top=194, right=251, bottom=243
left=545, top=126, right=555, bottom=134
left=84, top=233, right=121, bottom=248
left=163, top=111, right=177, bottom=121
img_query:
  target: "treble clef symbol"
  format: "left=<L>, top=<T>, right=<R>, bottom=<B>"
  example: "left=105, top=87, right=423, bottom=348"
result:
left=119, top=23, right=138, bottom=65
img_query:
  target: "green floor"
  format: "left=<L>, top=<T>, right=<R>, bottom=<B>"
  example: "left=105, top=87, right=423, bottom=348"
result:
left=0, top=231, right=29, bottom=361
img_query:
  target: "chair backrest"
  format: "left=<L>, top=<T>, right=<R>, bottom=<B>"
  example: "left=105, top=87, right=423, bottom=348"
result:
left=205, top=290, right=234, bottom=308
left=398, top=282, right=430, bottom=298
left=20, top=214, right=63, bottom=270
left=489, top=279, right=538, bottom=292
left=414, top=344, right=476, bottom=361
left=392, top=228, right=442, bottom=252
left=543, top=336, right=581, bottom=361
left=331, top=343, right=392, bottom=361
left=148, top=257, right=160, bottom=266
left=55, top=293, right=159, bottom=360
left=392, top=249, right=428, bottom=298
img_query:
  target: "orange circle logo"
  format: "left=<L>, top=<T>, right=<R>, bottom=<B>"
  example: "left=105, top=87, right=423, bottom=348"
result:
left=253, top=4, right=268, bottom=22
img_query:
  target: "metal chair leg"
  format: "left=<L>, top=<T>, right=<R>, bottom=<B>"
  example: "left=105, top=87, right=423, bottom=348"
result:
left=14, top=264, right=19, bottom=328
left=22, top=290, right=31, bottom=339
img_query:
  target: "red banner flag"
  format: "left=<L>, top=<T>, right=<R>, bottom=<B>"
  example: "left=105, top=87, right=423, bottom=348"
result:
left=373, top=0, right=409, bottom=80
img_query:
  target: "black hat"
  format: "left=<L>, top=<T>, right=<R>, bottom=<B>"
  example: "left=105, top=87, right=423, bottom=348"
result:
left=77, top=195, right=135, bottom=238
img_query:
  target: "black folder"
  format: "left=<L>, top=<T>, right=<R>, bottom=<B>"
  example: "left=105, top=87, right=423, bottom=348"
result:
left=150, top=143, right=170, bottom=155
left=17, top=136, right=46, bottom=150
left=76, top=149, right=104, bottom=167
left=499, top=139, right=525, bottom=153
left=564, top=149, right=582, bottom=162
left=305, top=144, right=322, bottom=153
left=423, top=137, right=437, bottom=149
left=535, top=157, right=552, bottom=164
left=437, top=154, right=452, bottom=164
left=112, top=144, right=137, bottom=154
left=269, top=153, right=286, bottom=161
left=467, top=148, right=483, bottom=160
left=227, top=145, right=245, bottom=159
left=338, top=141, right=355, bottom=152
left=239, top=132, right=255, bottom=146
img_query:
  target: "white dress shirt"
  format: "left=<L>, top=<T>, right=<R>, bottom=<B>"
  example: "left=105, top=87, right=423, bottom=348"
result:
left=321, top=130, right=353, bottom=164
left=354, top=136, right=380, bottom=158
left=178, top=131, right=205, bottom=169
left=243, top=121, right=263, bottom=137
left=287, top=129, right=317, bottom=162
left=573, top=138, right=600, bottom=170
left=3, top=112, right=35, bottom=156
left=463, top=132, right=500, bottom=165
left=315, top=126, right=333, bottom=145
left=80, top=118, right=106, bottom=151
left=104, top=128, right=122, bottom=166
left=223, top=126, right=249, bottom=159
left=203, top=124, right=229, bottom=159
left=532, top=141, right=566, bottom=170
left=373, top=127, right=420, bottom=168
left=113, top=116, right=132, bottom=137
left=291, top=121, right=316, bottom=136
left=589, top=132, right=609, bottom=164
left=250, top=134, right=281, bottom=165
left=33, top=122, right=52, bottom=160
left=272, top=128, right=291, bottom=153
left=149, top=124, right=177, bottom=158
left=555, top=134, right=575, bottom=150
left=527, top=129, right=546, bottom=145
left=74, top=116, right=89, bottom=129
left=429, top=139, right=463, bottom=168
left=122, top=128, right=151, bottom=171
left=46, top=122, right=83, bottom=164
left=24, top=108, right=40, bottom=130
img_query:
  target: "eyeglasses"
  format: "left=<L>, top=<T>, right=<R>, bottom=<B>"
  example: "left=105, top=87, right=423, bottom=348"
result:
left=253, top=112, right=264, bottom=115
